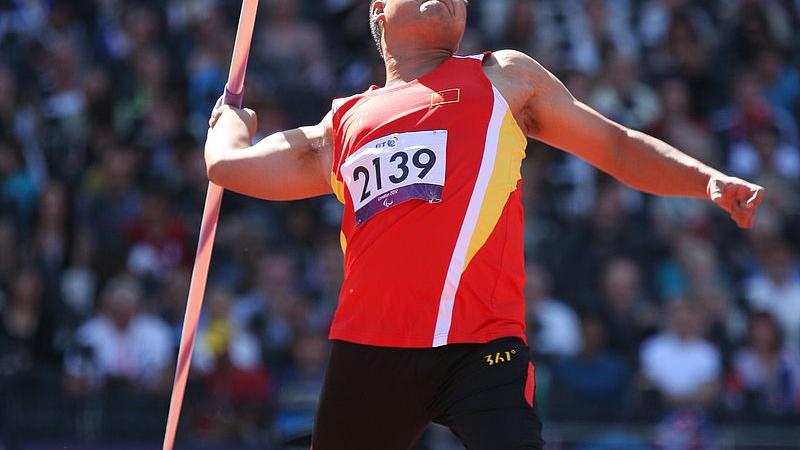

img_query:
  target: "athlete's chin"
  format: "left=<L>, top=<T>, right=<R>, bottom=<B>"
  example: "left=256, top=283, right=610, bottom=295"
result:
left=418, top=30, right=461, bottom=53
left=416, top=15, right=464, bottom=41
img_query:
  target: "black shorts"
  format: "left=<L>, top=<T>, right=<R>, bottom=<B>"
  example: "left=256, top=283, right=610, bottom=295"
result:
left=312, top=337, right=544, bottom=450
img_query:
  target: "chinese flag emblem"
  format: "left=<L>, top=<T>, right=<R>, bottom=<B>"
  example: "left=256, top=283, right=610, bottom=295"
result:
left=431, top=88, right=461, bottom=107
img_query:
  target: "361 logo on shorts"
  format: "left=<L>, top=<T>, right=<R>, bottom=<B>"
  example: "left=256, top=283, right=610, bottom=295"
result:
left=485, top=349, right=517, bottom=366
left=341, top=130, right=447, bottom=225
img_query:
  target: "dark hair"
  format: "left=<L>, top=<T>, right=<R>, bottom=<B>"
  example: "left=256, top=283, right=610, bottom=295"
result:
left=369, top=0, right=383, bottom=57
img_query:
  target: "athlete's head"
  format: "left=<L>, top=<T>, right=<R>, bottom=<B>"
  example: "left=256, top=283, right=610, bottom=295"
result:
left=370, top=0, right=469, bottom=58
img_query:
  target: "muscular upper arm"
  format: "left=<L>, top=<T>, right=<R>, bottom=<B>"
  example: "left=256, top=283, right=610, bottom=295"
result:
left=268, top=111, right=334, bottom=195
left=488, top=50, right=627, bottom=174
left=209, top=112, right=334, bottom=201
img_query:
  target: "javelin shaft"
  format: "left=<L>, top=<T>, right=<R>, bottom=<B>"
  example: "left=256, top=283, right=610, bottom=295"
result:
left=162, top=2, right=259, bottom=449
left=224, top=0, right=259, bottom=108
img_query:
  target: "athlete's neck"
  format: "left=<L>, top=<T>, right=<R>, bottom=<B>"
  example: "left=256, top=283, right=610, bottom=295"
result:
left=382, top=47, right=453, bottom=88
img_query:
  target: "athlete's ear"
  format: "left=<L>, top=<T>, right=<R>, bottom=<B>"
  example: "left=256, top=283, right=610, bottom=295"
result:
left=371, top=1, right=387, bottom=28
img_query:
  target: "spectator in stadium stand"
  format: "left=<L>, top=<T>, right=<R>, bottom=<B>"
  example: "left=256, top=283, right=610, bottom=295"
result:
left=726, top=0, right=795, bottom=65
left=657, top=236, right=716, bottom=302
left=0, top=140, right=39, bottom=230
left=712, top=71, right=798, bottom=148
left=492, top=0, right=637, bottom=75
left=656, top=236, right=742, bottom=350
left=78, top=144, right=143, bottom=277
left=524, top=263, right=581, bottom=358
left=195, top=288, right=271, bottom=442
left=589, top=53, right=662, bottom=131
left=727, top=103, right=800, bottom=229
left=0, top=66, right=17, bottom=138
left=258, top=0, right=335, bottom=119
left=0, top=219, right=17, bottom=291
left=124, top=187, right=191, bottom=280
left=649, top=77, right=719, bottom=169
left=194, top=289, right=265, bottom=376
left=655, top=9, right=717, bottom=115
left=556, top=180, right=653, bottom=307
left=744, top=239, right=800, bottom=348
left=33, top=182, right=70, bottom=280
left=272, top=332, right=328, bottom=443
left=728, top=311, right=800, bottom=418
left=65, top=275, right=174, bottom=393
left=492, top=0, right=538, bottom=58
left=638, top=0, right=716, bottom=51
left=598, top=256, right=659, bottom=361
left=0, top=266, right=53, bottom=376
left=754, top=47, right=800, bottom=113
left=59, top=229, right=99, bottom=328
left=727, top=111, right=800, bottom=183
left=233, top=251, right=302, bottom=364
left=301, top=231, right=345, bottom=309
left=156, top=267, right=193, bottom=337
left=640, top=301, right=721, bottom=412
left=550, top=313, right=632, bottom=420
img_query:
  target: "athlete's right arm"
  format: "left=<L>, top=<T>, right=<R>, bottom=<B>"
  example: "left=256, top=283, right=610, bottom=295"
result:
left=205, top=105, right=334, bottom=201
left=488, top=49, right=764, bottom=229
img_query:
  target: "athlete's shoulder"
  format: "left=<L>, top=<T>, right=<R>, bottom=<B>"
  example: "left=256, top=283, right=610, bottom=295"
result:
left=332, top=90, right=368, bottom=114
left=482, top=50, right=556, bottom=135
left=483, top=49, right=549, bottom=83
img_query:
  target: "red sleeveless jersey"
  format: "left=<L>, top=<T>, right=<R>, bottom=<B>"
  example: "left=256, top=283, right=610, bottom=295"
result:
left=329, top=54, right=528, bottom=347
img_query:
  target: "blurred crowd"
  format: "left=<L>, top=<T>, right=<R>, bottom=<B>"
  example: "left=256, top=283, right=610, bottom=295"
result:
left=1, top=0, right=800, bottom=448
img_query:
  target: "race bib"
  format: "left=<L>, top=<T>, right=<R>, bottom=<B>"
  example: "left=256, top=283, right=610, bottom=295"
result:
left=341, top=130, right=447, bottom=225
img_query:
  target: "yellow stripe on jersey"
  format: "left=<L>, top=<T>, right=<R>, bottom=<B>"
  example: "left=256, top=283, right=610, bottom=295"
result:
left=340, top=231, right=348, bottom=254
left=433, top=85, right=520, bottom=347
left=331, top=172, right=346, bottom=204
left=462, top=110, right=526, bottom=271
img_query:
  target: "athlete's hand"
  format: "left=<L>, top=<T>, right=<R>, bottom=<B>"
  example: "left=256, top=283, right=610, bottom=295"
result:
left=707, top=175, right=765, bottom=229
left=208, top=104, right=258, bottom=139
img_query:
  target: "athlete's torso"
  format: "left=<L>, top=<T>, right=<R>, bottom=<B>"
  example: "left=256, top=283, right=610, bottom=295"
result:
left=329, top=53, right=528, bottom=347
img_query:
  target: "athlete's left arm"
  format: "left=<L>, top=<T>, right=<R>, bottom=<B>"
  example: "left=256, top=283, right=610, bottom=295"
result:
left=489, top=50, right=765, bottom=229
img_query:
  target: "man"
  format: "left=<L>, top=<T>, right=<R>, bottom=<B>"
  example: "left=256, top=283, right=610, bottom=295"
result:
left=640, top=301, right=722, bottom=410
left=205, top=1, right=764, bottom=448
left=65, top=275, right=174, bottom=392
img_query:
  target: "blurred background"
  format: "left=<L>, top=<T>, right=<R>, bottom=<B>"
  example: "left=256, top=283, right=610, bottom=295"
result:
left=0, top=0, right=799, bottom=449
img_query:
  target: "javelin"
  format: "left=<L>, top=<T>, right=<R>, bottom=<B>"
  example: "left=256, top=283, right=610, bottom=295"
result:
left=161, top=1, right=259, bottom=449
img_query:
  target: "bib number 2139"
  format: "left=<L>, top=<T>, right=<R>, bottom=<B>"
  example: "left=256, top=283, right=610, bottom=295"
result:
left=341, top=130, right=447, bottom=225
